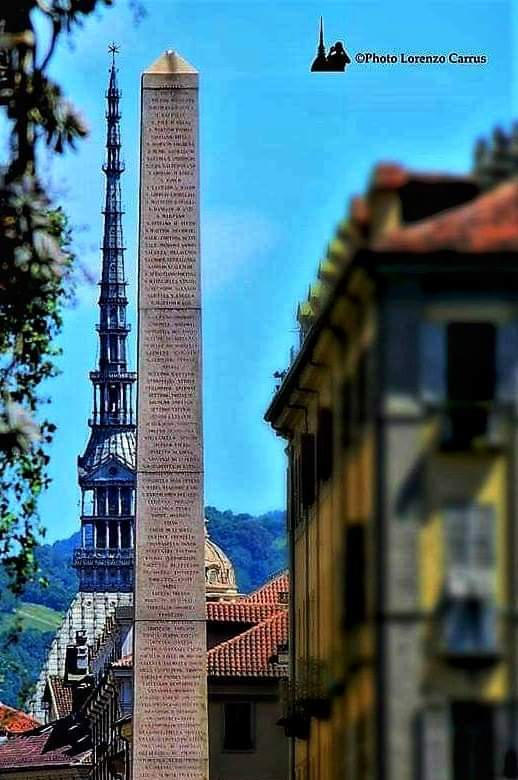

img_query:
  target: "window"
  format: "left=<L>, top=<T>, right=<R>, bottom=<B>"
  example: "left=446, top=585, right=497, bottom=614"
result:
left=444, top=598, right=496, bottom=654
left=121, top=522, right=131, bottom=548
left=120, top=488, right=132, bottom=515
left=300, top=434, right=316, bottom=509
left=344, top=524, right=367, bottom=629
left=288, top=448, right=299, bottom=530
left=317, top=408, right=333, bottom=482
left=223, top=702, right=254, bottom=751
left=108, top=306, right=118, bottom=327
left=341, top=380, right=355, bottom=448
left=444, top=504, right=495, bottom=598
left=420, top=321, right=446, bottom=402
left=82, top=490, right=94, bottom=517
left=84, top=523, right=94, bottom=548
left=108, top=521, right=118, bottom=549
left=109, top=335, right=118, bottom=363
left=96, top=487, right=107, bottom=516
left=96, top=521, right=106, bottom=548
left=451, top=703, right=494, bottom=780
left=443, top=504, right=497, bottom=655
left=108, top=487, right=119, bottom=517
left=444, top=323, right=496, bottom=446
left=357, top=350, right=372, bottom=429
left=108, top=384, right=119, bottom=414
left=497, top=322, right=518, bottom=400
left=447, top=323, right=496, bottom=403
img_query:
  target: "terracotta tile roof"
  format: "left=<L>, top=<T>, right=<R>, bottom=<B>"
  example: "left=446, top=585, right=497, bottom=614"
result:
left=245, top=571, right=289, bottom=606
left=111, top=654, right=132, bottom=669
left=207, top=601, right=278, bottom=624
left=67, top=575, right=291, bottom=684
left=0, top=721, right=90, bottom=769
left=372, top=162, right=474, bottom=190
left=373, top=179, right=518, bottom=255
left=107, top=600, right=289, bottom=679
left=0, top=703, right=39, bottom=735
left=350, top=196, right=370, bottom=226
left=207, top=610, right=288, bottom=678
left=47, top=676, right=73, bottom=719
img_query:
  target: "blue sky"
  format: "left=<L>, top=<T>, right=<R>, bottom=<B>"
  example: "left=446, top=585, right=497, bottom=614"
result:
left=38, top=0, right=515, bottom=541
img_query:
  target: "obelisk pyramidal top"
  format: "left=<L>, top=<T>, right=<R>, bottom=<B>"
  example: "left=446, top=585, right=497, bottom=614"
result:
left=132, top=50, right=208, bottom=779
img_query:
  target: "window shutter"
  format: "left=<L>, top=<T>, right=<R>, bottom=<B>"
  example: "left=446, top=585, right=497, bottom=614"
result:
left=317, top=408, right=333, bottom=482
left=444, top=504, right=495, bottom=598
left=300, top=433, right=316, bottom=508
left=445, top=506, right=469, bottom=597
left=468, top=504, right=495, bottom=597
left=497, top=322, right=518, bottom=401
left=420, top=322, right=446, bottom=403
left=344, top=524, right=366, bottom=629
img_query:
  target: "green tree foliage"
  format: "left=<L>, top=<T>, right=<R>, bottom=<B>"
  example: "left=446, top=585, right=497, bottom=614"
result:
left=21, top=532, right=79, bottom=611
left=0, top=1, right=118, bottom=596
left=0, top=628, right=54, bottom=708
left=206, top=506, right=287, bottom=593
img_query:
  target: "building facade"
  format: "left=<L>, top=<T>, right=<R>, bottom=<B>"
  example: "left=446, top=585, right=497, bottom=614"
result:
left=28, top=54, right=135, bottom=722
left=266, top=150, right=518, bottom=780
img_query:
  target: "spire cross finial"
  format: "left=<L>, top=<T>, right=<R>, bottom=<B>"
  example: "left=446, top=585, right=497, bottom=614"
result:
left=108, top=42, right=120, bottom=65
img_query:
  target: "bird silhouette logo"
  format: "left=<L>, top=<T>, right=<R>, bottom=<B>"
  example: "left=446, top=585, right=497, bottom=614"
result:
left=311, top=17, right=351, bottom=72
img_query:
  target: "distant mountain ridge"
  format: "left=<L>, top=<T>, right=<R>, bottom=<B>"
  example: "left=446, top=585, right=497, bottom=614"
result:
left=0, top=508, right=287, bottom=707
left=2, top=509, right=286, bottom=613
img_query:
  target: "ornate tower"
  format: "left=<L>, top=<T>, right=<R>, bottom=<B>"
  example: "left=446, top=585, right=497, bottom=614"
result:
left=73, top=48, right=136, bottom=593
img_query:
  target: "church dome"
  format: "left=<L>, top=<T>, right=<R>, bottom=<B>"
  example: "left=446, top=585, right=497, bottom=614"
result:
left=205, top=528, right=238, bottom=600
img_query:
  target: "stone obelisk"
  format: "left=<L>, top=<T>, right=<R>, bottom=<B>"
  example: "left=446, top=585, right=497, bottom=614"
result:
left=133, top=51, right=208, bottom=780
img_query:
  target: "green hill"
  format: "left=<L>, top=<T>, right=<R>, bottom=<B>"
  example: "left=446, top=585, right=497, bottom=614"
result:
left=0, top=602, right=63, bottom=633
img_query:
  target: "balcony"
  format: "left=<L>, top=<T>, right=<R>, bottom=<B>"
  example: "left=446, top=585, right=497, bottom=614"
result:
left=437, top=596, right=502, bottom=670
left=73, top=548, right=134, bottom=568
left=80, top=515, right=134, bottom=523
left=296, top=659, right=332, bottom=721
left=89, top=370, right=136, bottom=382
left=437, top=403, right=506, bottom=452
left=277, top=680, right=310, bottom=740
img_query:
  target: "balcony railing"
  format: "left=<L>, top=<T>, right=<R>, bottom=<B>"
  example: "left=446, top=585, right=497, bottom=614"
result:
left=80, top=515, right=134, bottom=522
left=73, top=548, right=134, bottom=567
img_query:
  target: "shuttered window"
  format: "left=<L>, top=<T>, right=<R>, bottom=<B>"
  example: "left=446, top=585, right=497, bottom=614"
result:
left=223, top=702, right=254, bottom=751
left=344, top=524, right=367, bottom=629
left=420, top=321, right=446, bottom=403
left=497, top=322, right=518, bottom=401
left=300, top=433, right=316, bottom=509
left=317, top=408, right=333, bottom=482
left=444, top=504, right=496, bottom=598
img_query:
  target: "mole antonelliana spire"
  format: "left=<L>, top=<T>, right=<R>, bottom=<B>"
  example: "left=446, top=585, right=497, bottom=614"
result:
left=73, top=43, right=136, bottom=593
left=311, top=16, right=328, bottom=72
left=28, top=48, right=136, bottom=721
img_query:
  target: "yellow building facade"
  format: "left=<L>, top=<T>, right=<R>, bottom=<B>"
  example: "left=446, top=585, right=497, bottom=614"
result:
left=266, top=162, right=518, bottom=780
